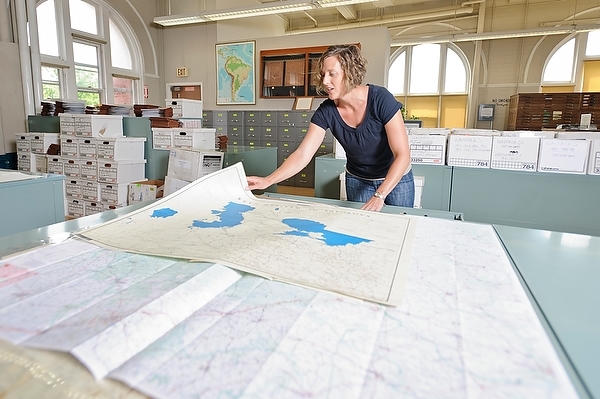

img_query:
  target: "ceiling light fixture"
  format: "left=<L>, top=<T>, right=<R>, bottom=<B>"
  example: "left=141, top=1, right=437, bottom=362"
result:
left=153, top=0, right=379, bottom=27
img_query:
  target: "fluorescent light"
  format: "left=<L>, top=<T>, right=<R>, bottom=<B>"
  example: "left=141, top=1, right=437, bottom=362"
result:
left=203, top=2, right=314, bottom=21
left=154, top=13, right=208, bottom=26
left=316, top=0, right=377, bottom=5
left=153, top=0, right=379, bottom=26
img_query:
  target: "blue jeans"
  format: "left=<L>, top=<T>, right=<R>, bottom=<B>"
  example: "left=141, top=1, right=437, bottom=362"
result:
left=345, top=170, right=415, bottom=207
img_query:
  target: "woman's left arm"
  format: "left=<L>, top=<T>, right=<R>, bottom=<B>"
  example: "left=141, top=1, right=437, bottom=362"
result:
left=361, top=111, right=411, bottom=211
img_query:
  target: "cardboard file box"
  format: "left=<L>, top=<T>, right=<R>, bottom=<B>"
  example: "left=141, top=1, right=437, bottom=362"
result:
left=491, top=136, right=540, bottom=172
left=128, top=179, right=164, bottom=205
left=97, top=137, right=146, bottom=160
left=98, top=160, right=146, bottom=183
left=78, top=138, right=98, bottom=158
left=65, top=178, right=83, bottom=198
left=447, top=135, right=493, bottom=168
left=59, top=114, right=76, bottom=135
left=152, top=128, right=173, bottom=150
left=166, top=98, right=203, bottom=118
left=587, top=139, right=600, bottom=175
left=164, top=175, right=191, bottom=196
left=80, top=160, right=98, bottom=180
left=74, top=115, right=124, bottom=138
left=15, top=133, right=31, bottom=153
left=63, top=158, right=82, bottom=177
left=101, top=182, right=130, bottom=206
left=81, top=180, right=102, bottom=201
left=537, top=138, right=590, bottom=174
left=66, top=198, right=84, bottom=218
left=30, top=133, right=59, bottom=153
left=60, top=136, right=79, bottom=157
left=167, top=149, right=223, bottom=182
left=172, top=128, right=216, bottom=150
left=47, top=156, right=64, bottom=174
left=408, top=133, right=448, bottom=165
left=84, top=201, right=104, bottom=216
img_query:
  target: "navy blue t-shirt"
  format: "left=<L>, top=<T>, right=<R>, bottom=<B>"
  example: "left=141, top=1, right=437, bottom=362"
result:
left=311, top=84, right=402, bottom=179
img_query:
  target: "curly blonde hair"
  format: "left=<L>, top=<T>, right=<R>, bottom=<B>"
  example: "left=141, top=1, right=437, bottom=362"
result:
left=313, top=44, right=367, bottom=96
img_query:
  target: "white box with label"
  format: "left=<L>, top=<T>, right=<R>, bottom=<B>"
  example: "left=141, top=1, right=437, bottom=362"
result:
left=100, top=182, right=130, bottom=206
left=47, top=156, right=64, bottom=174
left=80, top=159, right=98, bottom=180
left=172, top=128, right=216, bottom=150
left=537, top=138, right=590, bottom=174
left=84, top=200, right=104, bottom=216
left=59, top=114, right=76, bottom=135
left=152, top=128, right=173, bottom=149
left=167, top=148, right=223, bottom=182
left=166, top=98, right=203, bottom=118
left=97, top=137, right=146, bottom=160
left=60, top=136, right=79, bottom=157
left=65, top=178, right=83, bottom=198
left=30, top=133, right=59, bottom=153
left=490, top=136, right=540, bottom=172
left=587, top=139, right=600, bottom=175
left=98, top=159, right=146, bottom=183
left=408, top=134, right=448, bottom=166
left=78, top=138, right=98, bottom=158
left=66, top=198, right=84, bottom=218
left=15, top=133, right=31, bottom=153
left=81, top=180, right=102, bottom=201
left=74, top=115, right=124, bottom=138
left=447, top=134, right=493, bottom=168
left=63, top=158, right=82, bottom=177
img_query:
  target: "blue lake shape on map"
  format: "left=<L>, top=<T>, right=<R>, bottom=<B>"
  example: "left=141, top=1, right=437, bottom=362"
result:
left=281, top=218, right=372, bottom=247
left=151, top=208, right=177, bottom=218
left=192, top=202, right=255, bottom=228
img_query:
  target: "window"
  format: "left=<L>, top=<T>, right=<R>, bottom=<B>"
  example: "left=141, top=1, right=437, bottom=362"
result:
left=36, top=0, right=142, bottom=108
left=389, top=44, right=469, bottom=128
left=542, top=30, right=600, bottom=91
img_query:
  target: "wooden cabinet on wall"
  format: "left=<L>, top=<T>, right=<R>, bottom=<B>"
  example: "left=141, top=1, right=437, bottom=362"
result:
left=508, top=92, right=600, bottom=130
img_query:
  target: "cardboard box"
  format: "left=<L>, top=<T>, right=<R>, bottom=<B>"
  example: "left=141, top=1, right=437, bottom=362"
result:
left=587, top=139, right=600, bottom=175
left=164, top=175, right=191, bottom=196
left=74, top=115, right=124, bottom=138
left=59, top=114, right=76, bottom=135
left=80, top=159, right=98, bottom=180
left=166, top=98, right=203, bottom=118
left=98, top=159, right=146, bottom=183
left=152, top=128, right=173, bottom=149
left=47, top=156, right=64, bottom=174
left=15, top=133, right=31, bottom=153
left=78, top=138, right=98, bottom=158
left=60, top=136, right=79, bottom=157
left=30, top=133, right=59, bottom=153
left=128, top=179, right=165, bottom=205
left=501, top=130, right=556, bottom=138
left=63, top=158, right=82, bottom=177
left=84, top=200, right=104, bottom=216
left=100, top=182, right=130, bottom=206
left=97, top=137, right=146, bottom=160
left=167, top=148, right=223, bottom=182
left=537, top=138, right=590, bottom=174
left=490, top=136, right=540, bottom=172
left=447, top=134, right=493, bottom=168
left=172, top=128, right=216, bottom=150
left=81, top=180, right=102, bottom=201
left=408, top=133, right=448, bottom=166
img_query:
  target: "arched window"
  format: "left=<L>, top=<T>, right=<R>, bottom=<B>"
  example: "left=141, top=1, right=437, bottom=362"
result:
left=389, top=44, right=469, bottom=129
left=542, top=30, right=600, bottom=92
left=36, top=0, right=143, bottom=107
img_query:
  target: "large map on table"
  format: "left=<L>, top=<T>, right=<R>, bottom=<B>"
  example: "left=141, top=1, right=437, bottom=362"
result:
left=77, top=163, right=416, bottom=306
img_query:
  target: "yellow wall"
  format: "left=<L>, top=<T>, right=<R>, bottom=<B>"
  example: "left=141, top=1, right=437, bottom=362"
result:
left=583, top=60, right=600, bottom=92
left=541, top=86, right=574, bottom=93
left=441, top=95, right=467, bottom=129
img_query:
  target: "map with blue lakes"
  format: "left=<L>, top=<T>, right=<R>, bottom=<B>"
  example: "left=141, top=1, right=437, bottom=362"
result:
left=78, top=162, right=416, bottom=307
left=0, top=162, right=578, bottom=399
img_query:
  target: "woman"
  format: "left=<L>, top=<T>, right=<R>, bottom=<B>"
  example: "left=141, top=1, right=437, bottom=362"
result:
left=247, top=44, right=414, bottom=211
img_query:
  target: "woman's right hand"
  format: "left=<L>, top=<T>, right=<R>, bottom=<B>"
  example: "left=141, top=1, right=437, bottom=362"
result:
left=246, top=176, right=272, bottom=191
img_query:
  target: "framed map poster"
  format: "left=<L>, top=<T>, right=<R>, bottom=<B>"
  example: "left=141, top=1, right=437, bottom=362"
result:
left=216, top=41, right=256, bottom=105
